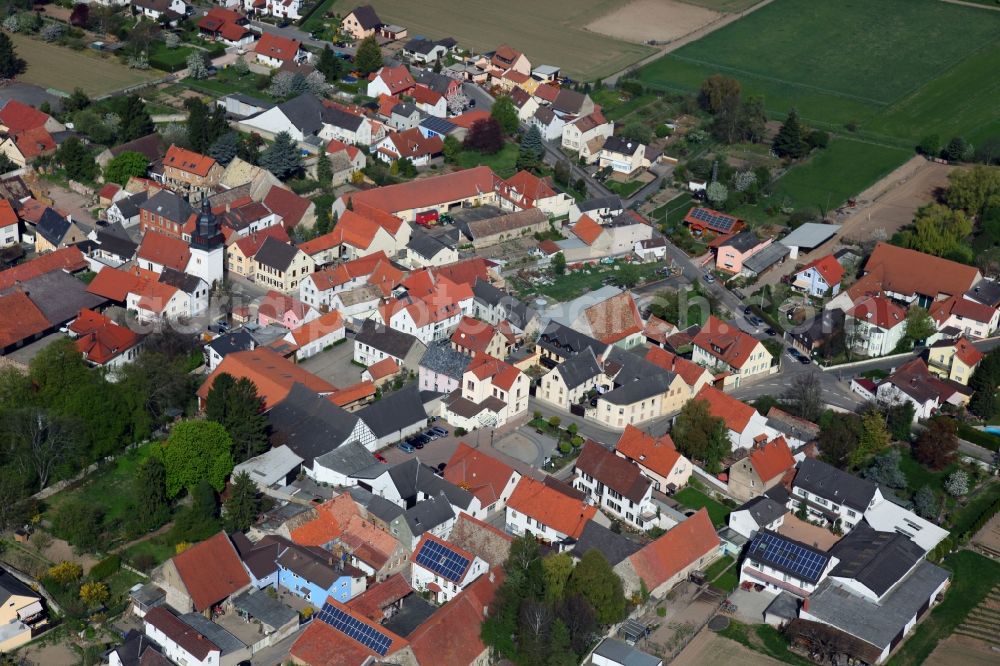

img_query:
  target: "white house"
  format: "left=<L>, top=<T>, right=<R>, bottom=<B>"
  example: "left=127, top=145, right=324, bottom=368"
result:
left=244, top=0, right=301, bottom=20
left=728, top=496, right=786, bottom=540
left=561, top=110, right=613, bottom=164
left=573, top=441, right=658, bottom=530
left=791, top=254, right=844, bottom=298
left=133, top=0, right=189, bottom=23
left=144, top=608, right=220, bottom=666
left=693, top=386, right=773, bottom=450
left=845, top=296, right=908, bottom=357
left=691, top=316, right=773, bottom=387
left=441, top=354, right=529, bottom=431
left=409, top=534, right=488, bottom=604
left=739, top=530, right=838, bottom=598
left=929, top=295, right=999, bottom=339
left=504, top=477, right=596, bottom=549
left=283, top=310, right=345, bottom=360
left=0, top=200, right=18, bottom=247
left=788, top=458, right=880, bottom=533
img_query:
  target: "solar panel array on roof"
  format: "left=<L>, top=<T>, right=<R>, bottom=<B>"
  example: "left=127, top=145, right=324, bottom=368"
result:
left=414, top=538, right=470, bottom=582
left=688, top=207, right=737, bottom=233
left=316, top=603, right=392, bottom=655
left=750, top=531, right=829, bottom=583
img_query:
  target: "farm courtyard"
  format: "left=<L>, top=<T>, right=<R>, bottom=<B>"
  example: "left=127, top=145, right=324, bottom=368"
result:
left=8, top=33, right=159, bottom=96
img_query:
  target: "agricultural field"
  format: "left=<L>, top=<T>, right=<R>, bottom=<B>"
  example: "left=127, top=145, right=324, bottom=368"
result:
left=584, top=0, right=722, bottom=45
left=9, top=33, right=158, bottom=96
left=330, top=0, right=656, bottom=80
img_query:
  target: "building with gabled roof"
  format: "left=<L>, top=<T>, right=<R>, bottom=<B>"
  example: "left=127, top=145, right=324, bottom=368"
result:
left=442, top=353, right=529, bottom=430
left=614, top=425, right=691, bottom=493
left=155, top=533, right=251, bottom=613
left=929, top=295, right=999, bottom=340
left=615, top=509, right=720, bottom=596
left=692, top=315, right=773, bottom=386
left=283, top=310, right=345, bottom=360
left=198, top=347, right=337, bottom=410
left=573, top=441, right=657, bottom=529
left=137, top=230, right=191, bottom=274
left=447, top=513, right=513, bottom=569
left=692, top=385, right=771, bottom=450
left=162, top=145, right=223, bottom=196
left=409, top=533, right=488, bottom=604
left=68, top=308, right=142, bottom=376
left=449, top=315, right=511, bottom=358
left=728, top=436, right=795, bottom=502
left=792, top=254, right=844, bottom=297
left=644, top=346, right=713, bottom=397
left=143, top=607, right=222, bottom=666
left=289, top=597, right=411, bottom=665
left=505, top=477, right=597, bottom=548
left=444, top=443, right=521, bottom=513
left=845, top=295, right=909, bottom=357
left=253, top=32, right=307, bottom=68
left=927, top=336, right=982, bottom=386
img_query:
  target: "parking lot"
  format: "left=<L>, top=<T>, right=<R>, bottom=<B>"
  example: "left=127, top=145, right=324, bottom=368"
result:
left=299, top=341, right=363, bottom=387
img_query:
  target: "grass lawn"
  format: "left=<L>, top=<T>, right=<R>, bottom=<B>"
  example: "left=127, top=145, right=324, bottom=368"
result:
left=720, top=621, right=815, bottom=666
left=680, top=0, right=763, bottom=10
left=534, top=261, right=661, bottom=301
left=674, top=487, right=731, bottom=527
left=148, top=42, right=197, bottom=71
left=770, top=138, right=911, bottom=212
left=651, top=193, right=694, bottom=227
left=300, top=0, right=337, bottom=32
left=591, top=88, right=659, bottom=123
left=9, top=33, right=158, bottom=96
left=331, top=0, right=654, bottom=80
left=455, top=144, right=519, bottom=178
left=895, top=445, right=955, bottom=499
left=122, top=538, right=176, bottom=572
left=887, top=551, right=1000, bottom=666
left=705, top=555, right=739, bottom=592
left=956, top=423, right=1000, bottom=451
left=948, top=481, right=1000, bottom=537
left=606, top=179, right=644, bottom=197
left=184, top=68, right=274, bottom=101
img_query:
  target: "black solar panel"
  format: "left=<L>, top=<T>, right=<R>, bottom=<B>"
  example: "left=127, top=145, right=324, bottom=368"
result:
left=316, top=602, right=393, bottom=656
left=414, top=538, right=471, bottom=582
left=750, top=532, right=829, bottom=583
left=688, top=207, right=737, bottom=232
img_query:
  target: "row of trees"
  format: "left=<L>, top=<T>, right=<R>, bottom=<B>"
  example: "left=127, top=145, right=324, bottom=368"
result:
left=482, top=537, right=626, bottom=665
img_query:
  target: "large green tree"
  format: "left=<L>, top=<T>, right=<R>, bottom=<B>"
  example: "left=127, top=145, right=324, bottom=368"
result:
left=185, top=98, right=212, bottom=154
left=259, top=131, right=302, bottom=180
left=132, top=455, right=169, bottom=534
left=945, top=165, right=1000, bottom=215
left=103, top=151, right=150, bottom=185
left=772, top=107, right=807, bottom=159
left=819, top=413, right=861, bottom=469
left=698, top=74, right=741, bottom=114
left=565, top=550, right=625, bottom=625
left=541, top=552, right=573, bottom=603
left=0, top=32, right=27, bottom=79
left=119, top=96, right=154, bottom=142
left=896, top=203, right=973, bottom=262
left=161, top=420, right=234, bottom=497
left=672, top=398, right=730, bottom=473
left=317, top=45, right=345, bottom=82
left=58, top=137, right=98, bottom=181
left=208, top=132, right=240, bottom=165
left=490, top=95, right=519, bottom=135
left=205, top=373, right=269, bottom=463
left=904, top=306, right=936, bottom=345
left=354, top=35, right=383, bottom=75
left=912, top=417, right=958, bottom=470
left=516, top=124, right=544, bottom=172
left=223, top=471, right=260, bottom=532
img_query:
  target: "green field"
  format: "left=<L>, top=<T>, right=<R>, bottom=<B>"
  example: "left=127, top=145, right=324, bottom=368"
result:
left=10, top=33, right=158, bottom=96
left=636, top=0, right=1000, bottom=210
left=770, top=138, right=911, bottom=211
left=331, top=0, right=655, bottom=80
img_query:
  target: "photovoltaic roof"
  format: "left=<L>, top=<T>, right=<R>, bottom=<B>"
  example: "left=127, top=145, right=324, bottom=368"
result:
left=686, top=207, right=738, bottom=233
left=414, top=538, right=470, bottom=582
left=749, top=531, right=829, bottom=583
left=315, top=602, right=393, bottom=656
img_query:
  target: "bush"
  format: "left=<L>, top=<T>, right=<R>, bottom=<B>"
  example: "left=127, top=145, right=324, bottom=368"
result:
left=454, top=427, right=467, bottom=436
left=88, top=554, right=121, bottom=581
left=558, top=441, right=571, bottom=454
left=655, top=125, right=672, bottom=139
left=657, top=607, right=667, bottom=617
left=548, top=416, right=561, bottom=428
left=571, top=435, right=584, bottom=448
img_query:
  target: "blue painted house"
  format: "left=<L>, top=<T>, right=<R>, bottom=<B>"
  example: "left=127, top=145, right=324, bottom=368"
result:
left=276, top=542, right=367, bottom=606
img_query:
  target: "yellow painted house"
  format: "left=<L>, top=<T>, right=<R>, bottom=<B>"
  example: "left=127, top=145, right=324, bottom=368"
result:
left=928, top=337, right=982, bottom=386
left=0, top=568, right=46, bottom=652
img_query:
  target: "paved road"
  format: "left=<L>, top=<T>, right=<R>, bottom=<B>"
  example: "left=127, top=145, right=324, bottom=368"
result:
left=462, top=82, right=494, bottom=111
left=541, top=138, right=614, bottom=199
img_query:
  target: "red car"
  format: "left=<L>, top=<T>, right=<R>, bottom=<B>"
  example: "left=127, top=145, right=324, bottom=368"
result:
left=374, top=453, right=388, bottom=463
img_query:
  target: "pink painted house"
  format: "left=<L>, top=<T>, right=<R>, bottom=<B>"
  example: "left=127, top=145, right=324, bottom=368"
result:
left=257, top=290, right=320, bottom=329
left=714, top=231, right=772, bottom=275
left=418, top=341, right=471, bottom=394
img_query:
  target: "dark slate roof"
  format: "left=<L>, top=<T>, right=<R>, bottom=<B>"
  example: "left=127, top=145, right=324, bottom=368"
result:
left=208, top=328, right=256, bottom=359
left=538, top=321, right=607, bottom=359
left=253, top=236, right=299, bottom=272
left=231, top=589, right=296, bottom=629
left=180, top=613, right=245, bottom=655
left=268, top=383, right=361, bottom=466
left=577, top=196, right=622, bottom=213
left=36, top=208, right=71, bottom=246
left=806, top=561, right=950, bottom=649
left=385, top=457, right=474, bottom=510
left=110, top=133, right=165, bottom=162
left=275, top=542, right=363, bottom=590
left=418, top=341, right=470, bottom=381
left=404, top=38, right=437, bottom=54
left=420, top=116, right=457, bottom=135
left=350, top=4, right=381, bottom=29
left=602, top=373, right=672, bottom=405
left=734, top=496, right=787, bottom=527
left=277, top=94, right=326, bottom=136
left=322, top=105, right=365, bottom=132
left=411, top=69, right=453, bottom=95
left=95, top=228, right=138, bottom=260
left=110, top=190, right=149, bottom=219
left=0, top=566, right=36, bottom=604
left=399, top=493, right=455, bottom=536
left=159, top=267, right=203, bottom=294
left=314, top=441, right=377, bottom=476
left=966, top=279, right=1000, bottom=307
left=592, top=639, right=660, bottom=666
left=391, top=102, right=419, bottom=118
left=355, top=318, right=421, bottom=360
left=556, top=347, right=602, bottom=390
left=602, top=135, right=643, bottom=156
left=366, top=494, right=405, bottom=523
left=110, top=630, right=164, bottom=666
left=382, top=594, right=437, bottom=638
left=140, top=189, right=195, bottom=224
left=793, top=458, right=878, bottom=512
left=552, top=89, right=586, bottom=115
left=828, top=522, right=924, bottom=597
left=358, top=384, right=427, bottom=439
left=722, top=230, right=763, bottom=253
left=570, top=520, right=642, bottom=566
left=230, top=533, right=283, bottom=581
left=743, top=241, right=790, bottom=275
left=764, top=591, right=800, bottom=621
left=6, top=271, right=106, bottom=326
left=407, top=228, right=452, bottom=259
left=472, top=278, right=536, bottom=329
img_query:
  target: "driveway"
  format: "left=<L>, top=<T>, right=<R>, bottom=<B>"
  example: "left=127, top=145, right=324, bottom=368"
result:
left=494, top=430, right=557, bottom=468
left=47, top=182, right=95, bottom=226
left=299, top=342, right=361, bottom=387
left=727, top=588, right=777, bottom=625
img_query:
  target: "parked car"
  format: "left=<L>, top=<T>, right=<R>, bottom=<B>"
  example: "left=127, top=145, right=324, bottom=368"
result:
left=429, top=426, right=448, bottom=437
left=745, top=315, right=764, bottom=328
left=733, top=289, right=746, bottom=300
left=414, top=434, right=431, bottom=446
left=398, top=441, right=415, bottom=453
left=743, top=306, right=753, bottom=315
left=424, top=429, right=441, bottom=440
left=798, top=354, right=812, bottom=365
left=765, top=327, right=777, bottom=336
left=374, top=453, right=388, bottom=463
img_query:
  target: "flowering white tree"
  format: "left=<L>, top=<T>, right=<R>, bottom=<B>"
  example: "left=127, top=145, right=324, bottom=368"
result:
left=732, top=170, right=757, bottom=192
left=186, top=53, right=209, bottom=80
left=706, top=182, right=728, bottom=207
left=945, top=470, right=969, bottom=497
left=446, top=91, right=468, bottom=116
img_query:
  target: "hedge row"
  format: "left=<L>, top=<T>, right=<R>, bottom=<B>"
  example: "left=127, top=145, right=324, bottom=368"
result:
left=88, top=554, right=121, bottom=581
left=956, top=423, right=1000, bottom=451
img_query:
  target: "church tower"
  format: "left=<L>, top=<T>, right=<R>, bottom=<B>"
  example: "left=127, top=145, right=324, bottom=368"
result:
left=187, top=197, right=224, bottom=287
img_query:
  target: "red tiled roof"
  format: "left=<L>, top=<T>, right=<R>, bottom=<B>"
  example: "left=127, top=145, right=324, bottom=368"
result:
left=290, top=310, right=344, bottom=347
left=847, top=295, right=907, bottom=330
left=233, top=224, right=290, bottom=259
left=325, top=138, right=361, bottom=161
left=98, top=183, right=121, bottom=200
left=69, top=308, right=141, bottom=365
left=12, top=127, right=55, bottom=159
left=952, top=336, right=983, bottom=367
left=373, top=65, right=415, bottom=95
left=692, top=315, right=763, bottom=369
left=796, top=254, right=843, bottom=286
left=382, top=128, right=443, bottom=159
left=144, top=608, right=220, bottom=660
left=365, top=356, right=399, bottom=380
left=445, top=442, right=517, bottom=508
left=929, top=295, right=997, bottom=326
left=748, top=437, right=795, bottom=483
left=503, top=170, right=557, bottom=203
left=431, top=257, right=495, bottom=288
left=533, top=83, right=559, bottom=103
left=694, top=385, right=757, bottom=434
left=329, top=380, right=375, bottom=407
left=448, top=109, right=491, bottom=129
left=341, top=166, right=495, bottom=215
left=164, top=145, right=217, bottom=177
left=327, top=210, right=383, bottom=250
left=346, top=573, right=412, bottom=622
left=171, top=533, right=250, bottom=612
left=0, top=199, right=18, bottom=229
left=138, top=231, right=191, bottom=272
left=852, top=242, right=980, bottom=303
left=506, top=477, right=596, bottom=538
left=407, top=567, right=504, bottom=666
left=338, top=514, right=399, bottom=569
left=644, top=346, right=709, bottom=389
left=572, top=214, right=603, bottom=245
left=627, top=509, right=719, bottom=589
left=466, top=353, right=521, bottom=391
left=409, top=84, right=442, bottom=106
left=584, top=292, right=642, bottom=345
left=264, top=186, right=311, bottom=228
left=0, top=246, right=86, bottom=290
left=289, top=494, right=359, bottom=547
left=0, top=291, right=50, bottom=348
left=87, top=266, right=143, bottom=302
left=197, top=348, right=337, bottom=408
left=614, top=425, right=683, bottom=479
left=257, top=290, right=313, bottom=322
left=643, top=316, right=676, bottom=346
left=537, top=239, right=560, bottom=255
left=254, top=32, right=301, bottom=62
left=0, top=99, right=50, bottom=132
left=451, top=316, right=499, bottom=355
left=575, top=440, right=650, bottom=504
left=290, top=599, right=408, bottom=665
